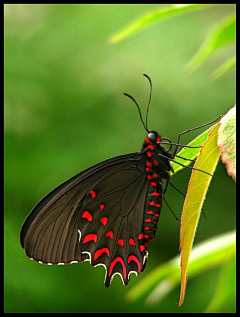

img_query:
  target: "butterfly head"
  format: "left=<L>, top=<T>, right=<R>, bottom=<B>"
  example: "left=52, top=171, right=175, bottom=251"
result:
left=146, top=131, right=161, bottom=144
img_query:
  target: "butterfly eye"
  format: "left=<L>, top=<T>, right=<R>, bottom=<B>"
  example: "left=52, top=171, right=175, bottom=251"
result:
left=147, top=132, right=157, bottom=143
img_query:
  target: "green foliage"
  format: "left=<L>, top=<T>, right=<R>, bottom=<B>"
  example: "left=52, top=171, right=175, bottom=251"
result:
left=110, top=4, right=236, bottom=79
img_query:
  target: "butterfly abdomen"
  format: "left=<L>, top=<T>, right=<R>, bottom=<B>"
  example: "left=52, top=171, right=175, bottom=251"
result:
left=141, top=131, right=172, bottom=242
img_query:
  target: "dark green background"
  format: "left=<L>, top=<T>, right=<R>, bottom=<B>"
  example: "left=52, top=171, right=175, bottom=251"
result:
left=4, top=4, right=235, bottom=313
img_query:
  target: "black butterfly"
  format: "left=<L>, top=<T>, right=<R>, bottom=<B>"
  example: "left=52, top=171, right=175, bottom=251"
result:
left=20, top=74, right=217, bottom=287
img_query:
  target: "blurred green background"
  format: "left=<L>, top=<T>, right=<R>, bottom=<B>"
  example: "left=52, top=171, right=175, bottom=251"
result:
left=4, top=4, right=235, bottom=313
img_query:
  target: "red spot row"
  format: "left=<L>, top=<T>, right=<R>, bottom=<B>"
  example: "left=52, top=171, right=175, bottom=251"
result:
left=82, top=210, right=92, bottom=222
left=90, top=190, right=96, bottom=198
left=100, top=217, right=108, bottom=226
left=94, top=247, right=110, bottom=260
left=83, top=233, right=97, bottom=244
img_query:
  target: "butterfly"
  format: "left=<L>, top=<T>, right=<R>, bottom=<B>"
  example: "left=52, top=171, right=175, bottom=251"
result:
left=20, top=74, right=217, bottom=287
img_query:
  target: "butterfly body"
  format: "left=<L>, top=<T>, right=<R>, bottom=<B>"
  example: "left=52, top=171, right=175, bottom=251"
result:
left=20, top=131, right=173, bottom=287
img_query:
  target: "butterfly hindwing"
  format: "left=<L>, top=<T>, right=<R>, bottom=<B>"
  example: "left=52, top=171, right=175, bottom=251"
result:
left=78, top=163, right=149, bottom=286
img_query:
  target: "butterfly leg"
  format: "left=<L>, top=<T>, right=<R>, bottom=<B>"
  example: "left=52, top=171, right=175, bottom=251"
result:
left=162, top=177, right=180, bottom=227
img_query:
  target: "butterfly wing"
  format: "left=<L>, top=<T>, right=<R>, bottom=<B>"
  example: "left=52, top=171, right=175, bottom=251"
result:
left=20, top=153, right=150, bottom=286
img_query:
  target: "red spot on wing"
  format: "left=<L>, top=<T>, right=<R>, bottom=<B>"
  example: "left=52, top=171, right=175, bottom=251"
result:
left=146, top=162, right=152, bottom=167
left=152, top=159, right=158, bottom=166
left=147, top=175, right=152, bottom=180
left=83, top=233, right=97, bottom=244
left=94, top=247, right=110, bottom=260
left=129, top=238, right=135, bottom=246
left=144, top=227, right=150, bottom=230
left=117, top=239, right=124, bottom=246
left=151, top=182, right=157, bottom=187
left=155, top=213, right=160, bottom=217
left=155, top=204, right=161, bottom=208
left=145, top=219, right=151, bottom=223
left=106, top=231, right=113, bottom=239
left=100, top=204, right=105, bottom=210
left=138, top=233, right=143, bottom=240
left=152, top=173, right=158, bottom=178
left=109, top=257, right=126, bottom=280
left=90, top=190, right=96, bottom=198
left=147, top=152, right=153, bottom=157
left=100, top=217, right=108, bottom=226
left=128, top=255, right=141, bottom=273
left=82, top=211, right=92, bottom=222
left=149, top=201, right=155, bottom=206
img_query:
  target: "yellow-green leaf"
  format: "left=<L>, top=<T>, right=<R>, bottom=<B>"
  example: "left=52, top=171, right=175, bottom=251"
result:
left=218, top=105, right=236, bottom=180
left=179, top=123, right=221, bottom=307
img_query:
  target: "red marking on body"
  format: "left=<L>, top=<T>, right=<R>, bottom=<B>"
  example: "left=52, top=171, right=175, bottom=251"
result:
left=151, top=182, right=157, bottom=187
left=138, top=233, right=143, bottom=240
left=105, top=231, right=113, bottom=239
left=144, top=227, right=150, bottom=231
left=149, top=201, right=155, bottom=206
left=147, top=175, right=152, bottom=180
left=100, top=204, right=105, bottom=210
left=82, top=211, right=92, bottom=222
left=144, top=234, right=149, bottom=239
left=146, top=211, right=153, bottom=215
left=145, top=145, right=155, bottom=150
left=147, top=152, right=153, bottom=157
left=145, top=219, right=151, bottom=223
left=152, top=159, right=158, bottom=166
left=128, top=255, right=141, bottom=273
left=146, top=138, right=151, bottom=144
left=117, top=239, right=124, bottom=246
left=147, top=237, right=154, bottom=242
left=152, top=192, right=161, bottom=196
left=152, top=173, right=158, bottom=178
left=90, top=190, right=96, bottom=198
left=157, top=136, right=161, bottom=142
left=100, top=217, right=108, bottom=226
left=109, top=257, right=126, bottom=280
left=140, top=244, right=145, bottom=252
left=83, top=233, right=97, bottom=244
left=129, top=238, right=135, bottom=246
left=155, top=213, right=160, bottom=217
left=145, top=167, right=151, bottom=172
left=146, top=162, right=152, bottom=167
left=155, top=204, right=161, bottom=208
left=94, top=247, right=110, bottom=260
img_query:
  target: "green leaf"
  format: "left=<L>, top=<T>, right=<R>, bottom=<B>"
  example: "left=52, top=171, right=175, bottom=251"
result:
left=186, top=15, right=236, bottom=71
left=211, top=55, right=236, bottom=80
left=108, top=4, right=214, bottom=44
left=126, top=231, right=236, bottom=304
left=218, top=105, right=236, bottom=180
left=170, top=125, right=217, bottom=175
left=178, top=123, right=221, bottom=306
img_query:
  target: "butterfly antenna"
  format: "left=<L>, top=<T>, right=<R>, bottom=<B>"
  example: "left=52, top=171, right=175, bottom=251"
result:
left=124, top=93, right=149, bottom=133
left=143, top=74, right=152, bottom=132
